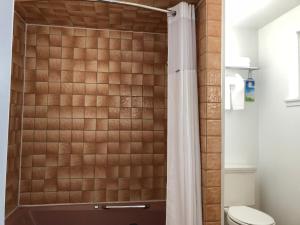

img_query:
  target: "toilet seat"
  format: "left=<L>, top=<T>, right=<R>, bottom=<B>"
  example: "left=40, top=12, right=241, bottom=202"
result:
left=228, top=206, right=275, bottom=225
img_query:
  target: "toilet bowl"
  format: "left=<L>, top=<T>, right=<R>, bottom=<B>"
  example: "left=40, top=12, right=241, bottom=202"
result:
left=226, top=206, right=275, bottom=225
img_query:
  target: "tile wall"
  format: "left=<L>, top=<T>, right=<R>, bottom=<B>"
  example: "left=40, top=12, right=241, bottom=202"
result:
left=15, top=1, right=168, bottom=33
left=19, top=25, right=167, bottom=204
left=5, top=2, right=223, bottom=223
left=5, top=14, right=26, bottom=216
left=196, top=0, right=222, bottom=225
left=14, top=0, right=199, bottom=33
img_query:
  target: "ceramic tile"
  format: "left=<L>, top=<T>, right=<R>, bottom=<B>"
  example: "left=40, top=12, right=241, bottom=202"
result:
left=20, top=24, right=167, bottom=205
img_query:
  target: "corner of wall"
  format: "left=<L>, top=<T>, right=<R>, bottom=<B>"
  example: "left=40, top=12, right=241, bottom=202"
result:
left=196, top=0, right=222, bottom=225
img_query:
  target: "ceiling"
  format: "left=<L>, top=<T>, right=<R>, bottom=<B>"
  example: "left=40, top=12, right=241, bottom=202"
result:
left=226, top=0, right=300, bottom=28
left=15, top=0, right=199, bottom=33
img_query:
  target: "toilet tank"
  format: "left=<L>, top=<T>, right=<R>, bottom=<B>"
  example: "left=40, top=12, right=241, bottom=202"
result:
left=224, top=165, right=256, bottom=207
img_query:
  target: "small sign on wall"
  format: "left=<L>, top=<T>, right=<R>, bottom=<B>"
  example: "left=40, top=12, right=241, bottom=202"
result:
left=245, top=78, right=255, bottom=102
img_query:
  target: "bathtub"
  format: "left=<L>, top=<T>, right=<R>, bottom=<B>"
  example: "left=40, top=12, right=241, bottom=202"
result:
left=5, top=201, right=166, bottom=225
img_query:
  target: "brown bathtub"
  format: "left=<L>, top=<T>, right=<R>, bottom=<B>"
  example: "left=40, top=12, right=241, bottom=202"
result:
left=6, top=201, right=166, bottom=225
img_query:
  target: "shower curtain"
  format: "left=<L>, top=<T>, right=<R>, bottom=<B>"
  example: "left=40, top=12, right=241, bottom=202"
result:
left=166, top=2, right=202, bottom=225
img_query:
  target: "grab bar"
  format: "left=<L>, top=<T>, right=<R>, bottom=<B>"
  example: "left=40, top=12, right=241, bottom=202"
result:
left=101, top=204, right=150, bottom=209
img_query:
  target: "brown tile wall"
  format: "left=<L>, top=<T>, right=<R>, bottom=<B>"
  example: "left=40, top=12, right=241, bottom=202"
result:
left=196, top=0, right=222, bottom=225
left=6, top=1, right=222, bottom=220
left=5, top=13, right=26, bottom=216
left=19, top=24, right=167, bottom=205
left=14, top=0, right=199, bottom=33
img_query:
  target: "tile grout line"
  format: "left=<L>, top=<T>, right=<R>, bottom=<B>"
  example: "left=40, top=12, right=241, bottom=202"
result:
left=26, top=23, right=167, bottom=36
left=14, top=11, right=26, bottom=24
left=5, top=206, right=18, bottom=220
left=196, top=0, right=205, bottom=9
left=17, top=21, right=28, bottom=207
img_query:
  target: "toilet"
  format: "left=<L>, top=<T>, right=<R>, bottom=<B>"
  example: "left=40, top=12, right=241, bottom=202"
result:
left=224, top=165, right=275, bottom=225
left=226, top=206, right=275, bottom=225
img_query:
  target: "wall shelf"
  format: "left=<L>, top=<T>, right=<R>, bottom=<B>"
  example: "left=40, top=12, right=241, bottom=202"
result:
left=225, top=66, right=260, bottom=71
left=225, top=164, right=257, bottom=173
left=285, top=98, right=300, bottom=107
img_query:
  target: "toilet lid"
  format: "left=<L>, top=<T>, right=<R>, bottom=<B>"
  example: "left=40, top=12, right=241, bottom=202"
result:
left=228, top=206, right=275, bottom=225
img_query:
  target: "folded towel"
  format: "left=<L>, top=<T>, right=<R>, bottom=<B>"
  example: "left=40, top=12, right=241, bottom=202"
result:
left=225, top=74, right=245, bottom=110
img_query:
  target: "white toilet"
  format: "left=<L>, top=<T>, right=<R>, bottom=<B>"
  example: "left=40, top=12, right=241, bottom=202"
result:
left=224, top=166, right=275, bottom=225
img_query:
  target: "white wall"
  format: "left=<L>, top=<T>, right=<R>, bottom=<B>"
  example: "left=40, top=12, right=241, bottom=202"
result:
left=225, top=28, right=259, bottom=66
left=0, top=0, right=15, bottom=224
left=258, top=5, right=300, bottom=225
left=225, top=27, right=259, bottom=167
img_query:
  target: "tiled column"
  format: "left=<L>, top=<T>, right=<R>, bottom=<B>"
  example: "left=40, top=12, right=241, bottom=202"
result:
left=196, top=0, right=222, bottom=225
left=5, top=13, right=26, bottom=216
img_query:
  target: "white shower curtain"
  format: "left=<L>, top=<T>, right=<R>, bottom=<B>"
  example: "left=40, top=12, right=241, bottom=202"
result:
left=166, top=2, right=202, bottom=225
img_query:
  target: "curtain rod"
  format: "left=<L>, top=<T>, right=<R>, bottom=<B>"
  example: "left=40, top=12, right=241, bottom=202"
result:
left=88, top=0, right=177, bottom=16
